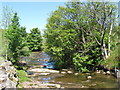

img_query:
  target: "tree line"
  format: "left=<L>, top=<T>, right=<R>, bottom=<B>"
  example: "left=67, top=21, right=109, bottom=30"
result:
left=1, top=10, right=42, bottom=68
left=44, top=1, right=119, bottom=72
left=0, top=1, right=119, bottom=72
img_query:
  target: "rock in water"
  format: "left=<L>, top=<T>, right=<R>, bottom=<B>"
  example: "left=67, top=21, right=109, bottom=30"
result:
left=67, top=71, right=73, bottom=74
left=61, top=72, right=66, bottom=74
left=74, top=73, right=79, bottom=75
left=87, top=76, right=92, bottom=79
left=106, top=71, right=111, bottom=75
left=28, top=68, right=59, bottom=73
left=26, top=70, right=33, bottom=75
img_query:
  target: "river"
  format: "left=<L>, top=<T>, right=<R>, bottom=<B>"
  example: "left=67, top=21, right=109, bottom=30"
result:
left=20, top=51, right=119, bottom=88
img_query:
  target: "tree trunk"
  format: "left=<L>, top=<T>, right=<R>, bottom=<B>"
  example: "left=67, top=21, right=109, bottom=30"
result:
left=103, top=43, right=108, bottom=59
left=108, top=23, right=113, bottom=57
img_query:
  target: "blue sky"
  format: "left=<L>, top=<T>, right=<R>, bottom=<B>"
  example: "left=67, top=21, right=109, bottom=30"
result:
left=2, top=2, right=65, bottom=33
left=1, top=0, right=119, bottom=33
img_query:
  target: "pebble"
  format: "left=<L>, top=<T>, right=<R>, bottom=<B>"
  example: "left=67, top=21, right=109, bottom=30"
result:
left=102, top=72, right=106, bottom=74
left=87, top=76, right=92, bottom=79
left=106, top=71, right=111, bottom=74
left=96, top=70, right=101, bottom=73
left=74, top=73, right=79, bottom=75
left=67, top=71, right=73, bottom=74
left=61, top=72, right=66, bottom=74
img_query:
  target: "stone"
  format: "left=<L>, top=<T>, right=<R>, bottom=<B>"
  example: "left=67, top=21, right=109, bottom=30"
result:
left=61, top=87, right=64, bottom=89
left=67, top=71, right=73, bottom=74
left=0, top=60, right=18, bottom=89
left=81, top=86, right=85, bottom=88
left=0, top=77, right=7, bottom=82
left=116, top=70, right=120, bottom=78
left=102, top=72, right=106, bottom=74
left=61, top=72, right=66, bottom=74
left=40, top=73, right=50, bottom=75
left=106, top=71, right=111, bottom=74
left=96, top=70, right=101, bottom=73
left=74, top=73, right=79, bottom=75
left=45, top=84, right=61, bottom=88
left=61, top=69, right=68, bottom=71
left=55, top=84, right=61, bottom=88
left=29, top=68, right=59, bottom=73
left=87, top=76, right=92, bottom=79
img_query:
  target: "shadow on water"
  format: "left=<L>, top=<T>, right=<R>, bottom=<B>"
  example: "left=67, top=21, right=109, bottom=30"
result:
left=20, top=51, right=119, bottom=88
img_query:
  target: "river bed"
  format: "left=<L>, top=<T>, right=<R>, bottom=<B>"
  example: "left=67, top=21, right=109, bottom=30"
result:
left=20, top=51, right=119, bottom=88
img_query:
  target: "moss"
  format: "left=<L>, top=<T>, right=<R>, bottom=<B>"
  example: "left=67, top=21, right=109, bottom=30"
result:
left=16, top=70, right=30, bottom=87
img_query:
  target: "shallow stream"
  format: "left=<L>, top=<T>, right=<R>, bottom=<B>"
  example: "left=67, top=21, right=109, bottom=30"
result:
left=21, top=51, right=119, bottom=88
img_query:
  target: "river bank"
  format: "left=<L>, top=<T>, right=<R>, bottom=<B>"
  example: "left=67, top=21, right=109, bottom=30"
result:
left=18, top=51, right=119, bottom=88
left=20, top=65, right=119, bottom=88
left=0, top=59, right=18, bottom=89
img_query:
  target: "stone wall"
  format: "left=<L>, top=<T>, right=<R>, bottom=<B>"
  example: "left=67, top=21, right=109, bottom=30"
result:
left=0, top=60, right=18, bottom=89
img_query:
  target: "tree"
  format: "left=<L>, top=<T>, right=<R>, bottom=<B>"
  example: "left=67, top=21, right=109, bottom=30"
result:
left=6, top=13, right=29, bottom=64
left=1, top=6, right=14, bottom=29
left=27, top=28, right=42, bottom=51
left=44, top=1, right=117, bottom=72
left=84, top=2, right=117, bottom=60
left=1, top=6, right=14, bottom=60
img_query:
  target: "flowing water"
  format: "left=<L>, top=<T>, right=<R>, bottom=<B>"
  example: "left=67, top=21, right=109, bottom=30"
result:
left=21, top=51, right=119, bottom=88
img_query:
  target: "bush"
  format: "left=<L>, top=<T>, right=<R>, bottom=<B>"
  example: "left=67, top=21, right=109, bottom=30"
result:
left=17, top=70, right=30, bottom=83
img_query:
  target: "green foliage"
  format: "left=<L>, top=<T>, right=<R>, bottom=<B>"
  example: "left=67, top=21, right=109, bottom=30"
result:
left=73, top=53, right=89, bottom=72
left=17, top=70, right=30, bottom=88
left=5, top=13, right=29, bottom=64
left=17, top=70, right=30, bottom=83
left=0, top=30, right=2, bottom=56
left=44, top=1, right=117, bottom=72
left=102, top=44, right=120, bottom=69
left=27, top=28, right=42, bottom=51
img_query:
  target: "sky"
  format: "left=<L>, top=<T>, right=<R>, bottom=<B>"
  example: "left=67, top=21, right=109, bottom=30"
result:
left=0, top=0, right=120, bottom=34
left=2, top=2, right=65, bottom=33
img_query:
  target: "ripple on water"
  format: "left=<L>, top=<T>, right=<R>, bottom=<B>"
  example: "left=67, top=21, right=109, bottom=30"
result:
left=20, top=51, right=118, bottom=88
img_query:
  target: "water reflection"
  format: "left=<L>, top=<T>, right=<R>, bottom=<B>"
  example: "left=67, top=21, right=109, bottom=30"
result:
left=20, top=51, right=119, bottom=88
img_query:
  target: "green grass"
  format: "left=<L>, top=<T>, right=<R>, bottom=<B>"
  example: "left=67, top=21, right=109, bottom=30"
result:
left=17, top=70, right=30, bottom=83
left=16, top=70, right=30, bottom=88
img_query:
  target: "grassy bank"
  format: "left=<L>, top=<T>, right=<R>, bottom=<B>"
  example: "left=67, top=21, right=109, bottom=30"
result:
left=16, top=70, right=30, bottom=88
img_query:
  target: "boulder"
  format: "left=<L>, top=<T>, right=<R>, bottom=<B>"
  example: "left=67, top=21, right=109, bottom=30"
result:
left=0, top=60, right=18, bottom=89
